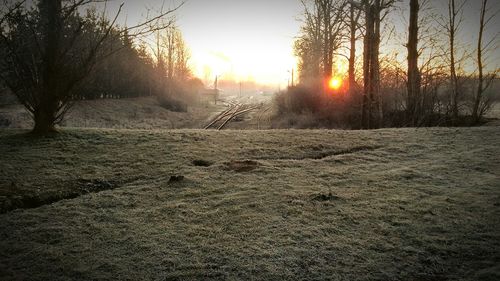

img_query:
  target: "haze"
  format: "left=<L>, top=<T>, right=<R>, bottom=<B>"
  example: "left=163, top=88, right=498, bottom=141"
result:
left=104, top=0, right=302, bottom=88
left=102, top=0, right=499, bottom=87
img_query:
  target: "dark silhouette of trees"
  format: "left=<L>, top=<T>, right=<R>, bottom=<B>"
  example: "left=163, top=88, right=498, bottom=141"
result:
left=295, top=0, right=347, bottom=88
left=77, top=30, right=157, bottom=100
left=287, top=0, right=498, bottom=129
left=0, top=0, right=181, bottom=134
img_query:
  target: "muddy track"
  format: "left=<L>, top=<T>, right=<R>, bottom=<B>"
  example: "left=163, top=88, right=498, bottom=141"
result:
left=0, top=177, right=145, bottom=214
left=255, top=145, right=384, bottom=161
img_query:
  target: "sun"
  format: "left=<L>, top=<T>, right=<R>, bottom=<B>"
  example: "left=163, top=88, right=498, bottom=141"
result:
left=329, top=77, right=342, bottom=90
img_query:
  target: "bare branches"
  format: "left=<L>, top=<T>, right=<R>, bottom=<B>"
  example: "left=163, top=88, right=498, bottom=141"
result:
left=436, top=0, right=469, bottom=119
left=295, top=0, right=349, bottom=85
left=0, top=0, right=26, bottom=26
left=472, top=0, right=498, bottom=121
left=0, top=0, right=183, bottom=133
left=123, top=1, right=184, bottom=38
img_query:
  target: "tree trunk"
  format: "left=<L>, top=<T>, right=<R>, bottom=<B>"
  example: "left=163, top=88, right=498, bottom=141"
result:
left=407, top=0, right=421, bottom=126
left=322, top=1, right=332, bottom=82
left=367, top=5, right=374, bottom=129
left=372, top=0, right=382, bottom=128
left=32, top=98, right=58, bottom=134
left=348, top=2, right=357, bottom=97
left=362, top=3, right=374, bottom=129
left=472, top=0, right=486, bottom=123
left=449, top=0, right=459, bottom=121
left=33, top=0, right=62, bottom=134
left=362, top=1, right=386, bottom=129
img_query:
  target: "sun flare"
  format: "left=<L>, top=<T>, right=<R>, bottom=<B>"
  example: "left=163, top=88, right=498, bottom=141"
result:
left=329, top=77, right=342, bottom=90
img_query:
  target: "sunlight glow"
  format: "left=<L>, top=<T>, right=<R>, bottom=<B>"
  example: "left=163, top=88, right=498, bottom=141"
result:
left=190, top=47, right=297, bottom=87
left=329, top=77, right=342, bottom=90
left=335, top=60, right=348, bottom=75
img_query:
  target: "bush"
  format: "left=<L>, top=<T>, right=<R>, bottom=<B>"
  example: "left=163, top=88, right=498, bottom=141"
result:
left=272, top=85, right=361, bottom=129
left=274, top=86, right=322, bottom=115
left=157, top=95, right=187, bottom=112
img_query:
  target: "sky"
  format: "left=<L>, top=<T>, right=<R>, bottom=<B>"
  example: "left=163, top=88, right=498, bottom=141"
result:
left=176, top=0, right=302, bottom=86
left=104, top=0, right=303, bottom=88
left=388, top=0, right=500, bottom=73
left=101, top=0, right=498, bottom=87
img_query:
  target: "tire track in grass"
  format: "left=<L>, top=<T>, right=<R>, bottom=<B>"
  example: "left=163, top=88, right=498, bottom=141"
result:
left=255, top=145, right=384, bottom=161
left=0, top=177, right=146, bottom=214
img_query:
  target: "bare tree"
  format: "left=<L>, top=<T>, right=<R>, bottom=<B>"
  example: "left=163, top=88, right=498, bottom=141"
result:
left=406, top=0, right=420, bottom=125
left=295, top=0, right=347, bottom=87
left=439, top=0, right=467, bottom=120
left=295, top=0, right=323, bottom=85
left=160, top=25, right=191, bottom=95
left=472, top=0, right=498, bottom=123
left=393, top=0, right=449, bottom=126
left=0, top=0, right=182, bottom=134
left=361, top=2, right=373, bottom=128
left=318, top=0, right=347, bottom=82
left=361, top=0, right=396, bottom=129
left=348, top=1, right=362, bottom=96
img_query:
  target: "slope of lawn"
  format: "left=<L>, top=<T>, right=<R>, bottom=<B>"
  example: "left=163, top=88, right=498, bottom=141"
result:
left=0, top=127, right=499, bottom=280
left=0, top=97, right=223, bottom=130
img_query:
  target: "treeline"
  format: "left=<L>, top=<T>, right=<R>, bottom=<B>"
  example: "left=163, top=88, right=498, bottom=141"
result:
left=76, top=23, right=203, bottom=104
left=72, top=30, right=156, bottom=100
left=276, top=0, right=498, bottom=129
left=1, top=4, right=199, bottom=101
left=0, top=0, right=200, bottom=133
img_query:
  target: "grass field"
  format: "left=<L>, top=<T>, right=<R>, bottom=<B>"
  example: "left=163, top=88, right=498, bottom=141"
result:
left=0, top=127, right=499, bottom=280
left=0, top=97, right=223, bottom=130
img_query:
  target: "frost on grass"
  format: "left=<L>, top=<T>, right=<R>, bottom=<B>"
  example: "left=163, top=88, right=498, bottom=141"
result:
left=0, top=97, right=221, bottom=130
left=224, top=160, right=260, bottom=172
left=0, top=127, right=499, bottom=280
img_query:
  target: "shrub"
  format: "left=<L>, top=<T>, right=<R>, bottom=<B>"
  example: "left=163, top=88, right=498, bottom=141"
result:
left=157, top=95, right=187, bottom=112
left=272, top=85, right=360, bottom=129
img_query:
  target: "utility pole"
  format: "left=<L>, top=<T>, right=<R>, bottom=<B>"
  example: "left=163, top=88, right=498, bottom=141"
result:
left=239, top=81, right=242, bottom=98
left=287, top=68, right=294, bottom=88
left=214, top=75, right=218, bottom=105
